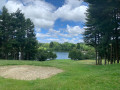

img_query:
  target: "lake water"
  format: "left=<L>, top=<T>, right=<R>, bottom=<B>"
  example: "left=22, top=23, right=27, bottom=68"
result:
left=54, top=52, right=70, bottom=60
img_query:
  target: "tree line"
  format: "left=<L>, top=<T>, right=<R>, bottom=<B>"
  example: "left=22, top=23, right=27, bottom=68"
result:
left=39, top=42, right=94, bottom=52
left=39, top=42, right=96, bottom=60
left=0, top=7, right=38, bottom=60
left=84, top=0, right=120, bottom=65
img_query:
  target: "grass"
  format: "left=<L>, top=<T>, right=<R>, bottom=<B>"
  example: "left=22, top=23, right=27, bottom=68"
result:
left=0, top=59, right=120, bottom=90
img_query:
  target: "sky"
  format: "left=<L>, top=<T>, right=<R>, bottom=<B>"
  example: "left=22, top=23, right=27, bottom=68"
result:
left=0, top=0, right=88, bottom=43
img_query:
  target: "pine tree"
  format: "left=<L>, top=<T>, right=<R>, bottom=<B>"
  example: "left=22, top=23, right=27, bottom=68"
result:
left=24, top=18, right=38, bottom=60
left=0, top=7, right=38, bottom=60
left=0, top=6, right=12, bottom=59
left=84, top=0, right=120, bottom=65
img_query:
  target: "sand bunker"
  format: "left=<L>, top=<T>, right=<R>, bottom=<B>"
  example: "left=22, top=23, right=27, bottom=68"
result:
left=0, top=65, right=63, bottom=80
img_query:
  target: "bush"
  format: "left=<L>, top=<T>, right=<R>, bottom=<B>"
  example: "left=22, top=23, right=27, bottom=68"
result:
left=48, top=51, right=57, bottom=60
left=69, top=49, right=95, bottom=60
left=69, top=49, right=84, bottom=60
left=37, top=48, right=57, bottom=61
left=84, top=50, right=96, bottom=59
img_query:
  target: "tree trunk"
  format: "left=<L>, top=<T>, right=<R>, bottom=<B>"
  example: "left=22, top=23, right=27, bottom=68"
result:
left=110, top=44, right=113, bottom=64
left=116, top=36, right=119, bottom=63
left=105, top=54, right=106, bottom=65
left=96, top=50, right=98, bottom=65
left=5, top=53, right=8, bottom=60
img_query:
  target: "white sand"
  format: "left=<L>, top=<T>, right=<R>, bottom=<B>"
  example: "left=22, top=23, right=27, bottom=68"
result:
left=0, top=65, right=63, bottom=80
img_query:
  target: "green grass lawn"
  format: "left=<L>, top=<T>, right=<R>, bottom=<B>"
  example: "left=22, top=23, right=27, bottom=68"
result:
left=0, top=59, right=120, bottom=90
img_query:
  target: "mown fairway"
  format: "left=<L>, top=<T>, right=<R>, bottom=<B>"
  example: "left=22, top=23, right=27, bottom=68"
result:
left=0, top=60, right=120, bottom=90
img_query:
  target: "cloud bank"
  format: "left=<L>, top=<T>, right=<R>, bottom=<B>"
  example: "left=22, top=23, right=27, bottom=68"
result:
left=1, top=0, right=88, bottom=43
left=55, top=0, right=88, bottom=22
left=5, top=0, right=87, bottom=28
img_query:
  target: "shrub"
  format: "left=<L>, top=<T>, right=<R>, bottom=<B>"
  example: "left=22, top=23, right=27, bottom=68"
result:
left=37, top=48, right=57, bottom=61
left=69, top=49, right=84, bottom=60
left=69, top=49, right=95, bottom=60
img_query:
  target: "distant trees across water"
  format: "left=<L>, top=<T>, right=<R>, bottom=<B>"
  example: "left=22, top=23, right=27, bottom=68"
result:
left=39, top=42, right=95, bottom=52
left=84, top=0, right=120, bottom=65
left=39, top=42, right=96, bottom=60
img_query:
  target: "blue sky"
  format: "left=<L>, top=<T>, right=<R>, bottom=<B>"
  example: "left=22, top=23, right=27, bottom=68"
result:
left=0, top=0, right=88, bottom=43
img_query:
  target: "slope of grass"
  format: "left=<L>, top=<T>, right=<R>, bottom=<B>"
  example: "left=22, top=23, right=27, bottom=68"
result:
left=0, top=59, right=120, bottom=90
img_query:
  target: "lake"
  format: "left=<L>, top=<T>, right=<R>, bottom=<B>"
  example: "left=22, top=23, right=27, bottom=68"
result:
left=54, top=52, right=70, bottom=60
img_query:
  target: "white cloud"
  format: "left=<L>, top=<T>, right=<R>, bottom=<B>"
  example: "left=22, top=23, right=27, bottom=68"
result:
left=35, top=27, right=41, bottom=32
left=38, top=37, right=84, bottom=44
left=67, top=25, right=84, bottom=35
left=55, top=0, right=88, bottom=22
left=36, top=28, right=61, bottom=38
left=59, top=33, right=72, bottom=38
left=48, top=28, right=61, bottom=37
left=61, top=38, right=69, bottom=42
left=65, top=0, right=83, bottom=7
left=46, top=38, right=60, bottom=42
left=5, top=1, right=22, bottom=12
left=5, top=0, right=56, bottom=28
left=0, top=0, right=6, bottom=9
left=36, top=33, right=50, bottom=38
left=61, top=37, right=84, bottom=43
left=36, top=25, right=84, bottom=43
left=4, top=0, right=88, bottom=29
left=56, top=25, right=85, bottom=38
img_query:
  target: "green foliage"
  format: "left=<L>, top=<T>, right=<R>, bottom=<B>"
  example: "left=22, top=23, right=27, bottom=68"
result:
left=84, top=50, right=96, bottom=59
left=76, top=43, right=80, bottom=49
left=48, top=51, right=57, bottom=60
left=37, top=49, right=48, bottom=61
left=37, top=48, right=57, bottom=61
left=84, top=0, right=120, bottom=65
left=0, top=7, right=38, bottom=60
left=39, top=42, right=96, bottom=60
left=69, top=49, right=84, bottom=60
left=48, top=42, right=76, bottom=51
left=69, top=48, right=95, bottom=60
left=49, top=42, right=54, bottom=48
left=39, top=42, right=94, bottom=52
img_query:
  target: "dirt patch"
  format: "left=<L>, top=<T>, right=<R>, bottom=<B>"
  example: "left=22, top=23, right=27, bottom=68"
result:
left=0, top=65, right=63, bottom=80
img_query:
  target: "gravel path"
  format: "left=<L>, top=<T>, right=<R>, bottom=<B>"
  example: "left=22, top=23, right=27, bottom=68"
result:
left=0, top=65, right=63, bottom=80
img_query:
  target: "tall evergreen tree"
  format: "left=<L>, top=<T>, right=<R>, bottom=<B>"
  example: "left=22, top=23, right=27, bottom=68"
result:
left=84, top=0, right=120, bottom=65
left=24, top=18, right=38, bottom=60
left=0, top=7, right=38, bottom=60
left=0, top=6, right=12, bottom=59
